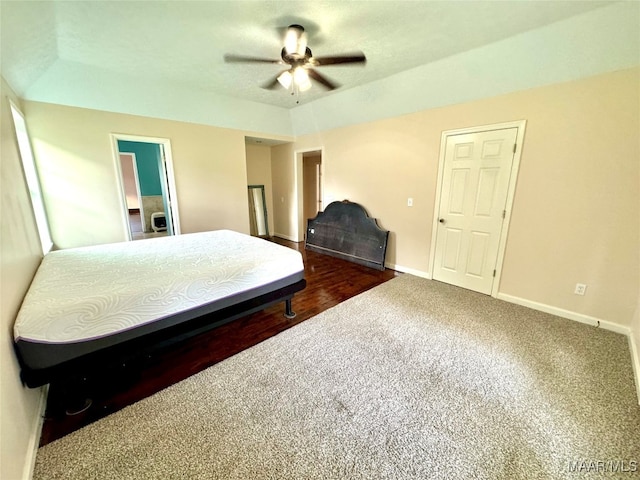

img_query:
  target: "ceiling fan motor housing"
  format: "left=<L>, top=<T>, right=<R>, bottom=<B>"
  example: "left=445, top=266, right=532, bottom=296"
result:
left=281, top=46, right=313, bottom=66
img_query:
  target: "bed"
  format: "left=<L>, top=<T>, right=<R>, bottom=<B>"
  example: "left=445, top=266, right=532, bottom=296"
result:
left=13, top=230, right=306, bottom=390
left=305, top=200, right=389, bottom=270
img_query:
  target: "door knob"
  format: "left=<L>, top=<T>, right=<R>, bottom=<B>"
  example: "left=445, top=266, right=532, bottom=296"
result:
left=439, top=218, right=446, bottom=224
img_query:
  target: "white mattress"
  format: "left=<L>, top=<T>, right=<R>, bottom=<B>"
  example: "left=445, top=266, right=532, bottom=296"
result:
left=14, top=230, right=303, bottom=344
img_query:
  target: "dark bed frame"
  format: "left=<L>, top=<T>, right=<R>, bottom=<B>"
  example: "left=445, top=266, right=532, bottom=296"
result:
left=305, top=200, right=389, bottom=270
left=15, top=277, right=306, bottom=392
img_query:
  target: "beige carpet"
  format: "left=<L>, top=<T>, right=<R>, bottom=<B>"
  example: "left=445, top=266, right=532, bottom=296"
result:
left=34, top=275, right=640, bottom=479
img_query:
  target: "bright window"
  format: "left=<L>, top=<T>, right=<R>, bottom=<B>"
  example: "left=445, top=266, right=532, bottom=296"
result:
left=10, top=101, right=53, bottom=254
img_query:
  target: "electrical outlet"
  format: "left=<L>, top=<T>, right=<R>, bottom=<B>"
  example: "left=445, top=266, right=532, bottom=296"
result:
left=407, top=197, right=413, bottom=207
left=574, top=283, right=587, bottom=296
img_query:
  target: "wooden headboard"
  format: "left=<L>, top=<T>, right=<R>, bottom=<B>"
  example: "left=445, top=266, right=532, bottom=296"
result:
left=305, top=200, right=389, bottom=270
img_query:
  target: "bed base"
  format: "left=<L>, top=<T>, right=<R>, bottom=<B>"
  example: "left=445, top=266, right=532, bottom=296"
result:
left=16, top=279, right=306, bottom=391
left=31, top=279, right=306, bottom=418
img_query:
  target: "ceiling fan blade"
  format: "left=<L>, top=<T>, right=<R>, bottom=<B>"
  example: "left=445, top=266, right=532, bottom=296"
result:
left=261, top=77, right=280, bottom=90
left=308, top=69, right=339, bottom=90
left=312, top=52, right=366, bottom=66
left=224, top=54, right=281, bottom=64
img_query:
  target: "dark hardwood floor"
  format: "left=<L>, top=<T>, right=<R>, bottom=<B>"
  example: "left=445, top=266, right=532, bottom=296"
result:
left=40, top=238, right=399, bottom=446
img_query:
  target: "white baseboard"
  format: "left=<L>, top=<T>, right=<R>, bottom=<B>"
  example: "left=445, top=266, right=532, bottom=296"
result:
left=273, top=232, right=299, bottom=242
left=629, top=333, right=640, bottom=406
left=385, top=263, right=430, bottom=279
left=496, top=292, right=630, bottom=335
left=24, top=385, right=48, bottom=480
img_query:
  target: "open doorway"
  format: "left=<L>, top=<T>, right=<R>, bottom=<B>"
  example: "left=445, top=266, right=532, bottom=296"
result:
left=112, top=134, right=180, bottom=241
left=294, top=148, right=323, bottom=241
left=303, top=151, right=322, bottom=223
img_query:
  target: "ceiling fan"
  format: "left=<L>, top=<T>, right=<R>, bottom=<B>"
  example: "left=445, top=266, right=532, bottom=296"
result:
left=224, top=24, right=366, bottom=95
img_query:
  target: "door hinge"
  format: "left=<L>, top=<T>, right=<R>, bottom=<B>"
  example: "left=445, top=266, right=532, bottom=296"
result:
left=502, top=210, right=506, bottom=219
left=513, top=143, right=517, bottom=153
left=493, top=269, right=496, bottom=277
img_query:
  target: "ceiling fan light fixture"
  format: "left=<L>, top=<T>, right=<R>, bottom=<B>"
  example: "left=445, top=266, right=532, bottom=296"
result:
left=293, top=67, right=312, bottom=91
left=277, top=70, right=293, bottom=89
left=284, top=24, right=306, bottom=56
left=296, top=32, right=308, bottom=57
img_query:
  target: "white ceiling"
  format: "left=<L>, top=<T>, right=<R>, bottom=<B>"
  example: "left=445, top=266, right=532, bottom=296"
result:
left=1, top=0, right=615, bottom=111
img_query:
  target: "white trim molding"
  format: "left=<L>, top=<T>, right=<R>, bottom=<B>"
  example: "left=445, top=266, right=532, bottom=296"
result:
left=497, top=292, right=630, bottom=335
left=629, top=333, right=640, bottom=406
left=385, top=263, right=430, bottom=279
left=24, top=386, right=48, bottom=480
left=273, top=232, right=299, bottom=242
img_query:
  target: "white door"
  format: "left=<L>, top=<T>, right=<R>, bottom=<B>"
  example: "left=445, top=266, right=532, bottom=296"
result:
left=433, top=127, right=518, bottom=294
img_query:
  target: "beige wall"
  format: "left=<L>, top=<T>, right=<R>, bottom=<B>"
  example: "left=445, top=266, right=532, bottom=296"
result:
left=22, top=101, right=252, bottom=249
left=1, top=78, right=46, bottom=480
left=293, top=67, right=639, bottom=328
left=245, top=144, right=275, bottom=236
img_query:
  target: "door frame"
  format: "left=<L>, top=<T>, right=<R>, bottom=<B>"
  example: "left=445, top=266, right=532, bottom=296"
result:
left=119, top=152, right=145, bottom=233
left=294, top=147, right=324, bottom=242
left=111, top=133, right=181, bottom=240
left=428, top=120, right=527, bottom=297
